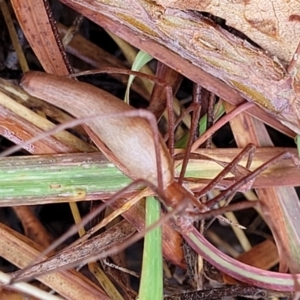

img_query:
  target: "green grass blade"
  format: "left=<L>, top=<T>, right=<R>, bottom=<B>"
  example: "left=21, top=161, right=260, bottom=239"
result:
left=0, top=153, right=132, bottom=205
left=138, top=196, right=163, bottom=300
left=0, top=147, right=295, bottom=205
left=124, top=50, right=153, bottom=104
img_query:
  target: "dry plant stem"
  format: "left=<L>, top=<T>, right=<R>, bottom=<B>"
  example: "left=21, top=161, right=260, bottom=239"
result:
left=0, top=76, right=88, bottom=139
left=193, top=84, right=203, bottom=139
left=0, top=112, right=161, bottom=162
left=206, top=93, right=216, bottom=148
left=165, top=83, right=175, bottom=156
left=178, top=84, right=202, bottom=184
left=174, top=152, right=252, bottom=191
left=0, top=0, right=29, bottom=72
left=62, top=15, right=84, bottom=48
left=12, top=181, right=149, bottom=282
left=13, top=206, right=54, bottom=248
left=72, top=189, right=153, bottom=246
left=177, top=147, right=300, bottom=188
left=183, top=225, right=300, bottom=292
left=154, top=0, right=300, bottom=73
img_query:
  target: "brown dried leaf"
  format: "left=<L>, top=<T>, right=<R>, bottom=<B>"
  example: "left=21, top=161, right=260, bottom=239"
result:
left=11, top=0, right=71, bottom=75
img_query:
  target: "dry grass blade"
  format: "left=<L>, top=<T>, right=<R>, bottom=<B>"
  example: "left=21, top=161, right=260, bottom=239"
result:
left=0, top=0, right=28, bottom=73
left=0, top=270, right=64, bottom=300
left=0, top=222, right=109, bottom=299
left=11, top=0, right=71, bottom=74
left=225, top=101, right=300, bottom=273
left=181, top=147, right=300, bottom=188
left=10, top=220, right=135, bottom=283
left=0, top=77, right=94, bottom=153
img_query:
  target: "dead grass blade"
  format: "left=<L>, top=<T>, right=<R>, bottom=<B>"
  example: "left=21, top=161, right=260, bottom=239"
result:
left=11, top=0, right=71, bottom=74
left=0, top=222, right=109, bottom=300
left=225, top=101, right=300, bottom=273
